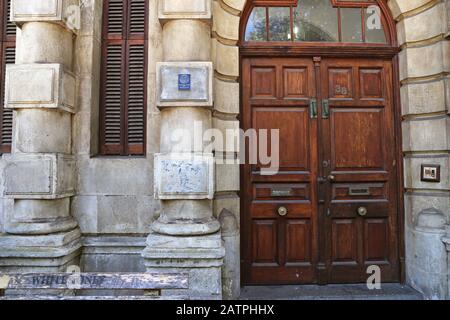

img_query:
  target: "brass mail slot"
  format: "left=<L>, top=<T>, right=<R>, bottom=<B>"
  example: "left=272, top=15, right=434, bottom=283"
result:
left=271, top=188, right=293, bottom=197
left=349, top=187, right=370, bottom=196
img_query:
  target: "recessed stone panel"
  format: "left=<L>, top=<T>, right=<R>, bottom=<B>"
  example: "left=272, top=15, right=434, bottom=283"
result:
left=158, top=0, right=211, bottom=20
left=11, top=0, right=80, bottom=32
left=3, top=153, right=75, bottom=199
left=154, top=153, right=214, bottom=200
left=5, top=64, right=77, bottom=113
left=157, top=62, right=213, bottom=107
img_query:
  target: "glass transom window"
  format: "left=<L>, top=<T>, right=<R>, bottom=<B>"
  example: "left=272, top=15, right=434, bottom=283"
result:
left=244, top=0, right=387, bottom=44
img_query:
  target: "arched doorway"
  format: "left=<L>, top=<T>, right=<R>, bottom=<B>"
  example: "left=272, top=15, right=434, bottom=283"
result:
left=240, top=0, right=403, bottom=285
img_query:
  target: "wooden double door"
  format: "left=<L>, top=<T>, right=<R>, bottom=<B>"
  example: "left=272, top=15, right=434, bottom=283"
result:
left=242, top=56, right=400, bottom=285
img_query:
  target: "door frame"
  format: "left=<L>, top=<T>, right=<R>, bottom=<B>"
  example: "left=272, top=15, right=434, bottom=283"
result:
left=238, top=1, right=405, bottom=286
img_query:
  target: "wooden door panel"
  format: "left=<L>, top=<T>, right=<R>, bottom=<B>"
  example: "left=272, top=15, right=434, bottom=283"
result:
left=364, top=218, right=389, bottom=263
left=283, top=67, right=309, bottom=99
left=359, top=68, right=383, bottom=99
left=253, top=107, right=310, bottom=171
left=285, top=219, right=312, bottom=264
left=331, top=108, right=385, bottom=171
left=331, top=219, right=359, bottom=265
left=328, top=68, right=354, bottom=99
left=243, top=57, right=318, bottom=284
left=252, top=220, right=279, bottom=265
left=251, top=67, right=277, bottom=99
left=321, top=58, right=399, bottom=283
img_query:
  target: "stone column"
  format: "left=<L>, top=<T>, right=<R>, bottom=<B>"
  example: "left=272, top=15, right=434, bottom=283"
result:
left=0, top=0, right=81, bottom=273
left=142, top=0, right=224, bottom=299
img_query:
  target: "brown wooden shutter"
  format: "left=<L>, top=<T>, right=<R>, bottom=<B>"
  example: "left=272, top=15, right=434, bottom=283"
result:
left=0, top=0, right=15, bottom=154
left=100, top=0, right=148, bottom=156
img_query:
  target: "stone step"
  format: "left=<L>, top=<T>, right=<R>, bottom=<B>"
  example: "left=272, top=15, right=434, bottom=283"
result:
left=239, top=284, right=423, bottom=300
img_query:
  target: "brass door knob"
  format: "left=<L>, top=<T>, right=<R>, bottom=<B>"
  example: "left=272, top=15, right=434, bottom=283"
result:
left=327, top=175, right=336, bottom=182
left=278, top=206, right=288, bottom=216
left=357, top=207, right=368, bottom=217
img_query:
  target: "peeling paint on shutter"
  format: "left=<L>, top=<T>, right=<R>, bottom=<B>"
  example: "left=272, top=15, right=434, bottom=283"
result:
left=100, top=0, right=147, bottom=156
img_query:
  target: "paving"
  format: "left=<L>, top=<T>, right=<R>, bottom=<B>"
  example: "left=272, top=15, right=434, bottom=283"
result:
left=239, top=284, right=423, bottom=300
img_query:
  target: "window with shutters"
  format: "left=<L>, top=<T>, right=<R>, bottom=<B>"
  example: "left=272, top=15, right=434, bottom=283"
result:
left=100, top=0, right=148, bottom=156
left=0, top=0, right=16, bottom=154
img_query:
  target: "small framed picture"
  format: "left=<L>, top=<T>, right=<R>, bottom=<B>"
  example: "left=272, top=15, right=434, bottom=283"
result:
left=421, top=164, right=441, bottom=182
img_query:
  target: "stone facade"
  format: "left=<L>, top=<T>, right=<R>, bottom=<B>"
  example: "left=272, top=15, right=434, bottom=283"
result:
left=0, top=0, right=448, bottom=300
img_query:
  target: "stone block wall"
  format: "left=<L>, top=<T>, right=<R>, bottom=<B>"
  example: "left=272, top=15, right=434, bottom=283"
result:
left=389, top=0, right=450, bottom=299
left=70, top=0, right=163, bottom=271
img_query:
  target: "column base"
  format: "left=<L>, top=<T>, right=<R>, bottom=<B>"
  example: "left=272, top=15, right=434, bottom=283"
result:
left=151, top=217, right=221, bottom=236
left=0, top=228, right=82, bottom=273
left=142, top=231, right=225, bottom=299
left=5, top=216, right=79, bottom=235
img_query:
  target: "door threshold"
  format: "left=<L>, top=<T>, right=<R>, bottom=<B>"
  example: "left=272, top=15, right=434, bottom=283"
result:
left=239, top=284, right=422, bottom=300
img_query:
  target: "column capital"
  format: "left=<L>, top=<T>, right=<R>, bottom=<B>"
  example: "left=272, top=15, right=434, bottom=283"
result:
left=11, top=0, right=80, bottom=34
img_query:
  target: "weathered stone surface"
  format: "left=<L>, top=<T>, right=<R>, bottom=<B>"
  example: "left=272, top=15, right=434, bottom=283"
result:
left=213, top=3, right=240, bottom=41
left=13, top=109, right=72, bottom=154
left=154, top=153, right=214, bottom=200
left=158, top=0, right=211, bottom=20
left=163, top=20, right=211, bottom=61
left=11, top=0, right=80, bottom=32
left=402, top=117, right=449, bottom=152
left=159, top=107, right=212, bottom=153
left=0, top=228, right=80, bottom=247
left=406, top=224, right=448, bottom=299
left=388, top=0, right=434, bottom=20
left=12, top=198, right=71, bottom=222
left=215, top=42, right=239, bottom=77
left=157, top=62, right=213, bottom=107
left=77, top=157, right=154, bottom=196
left=214, top=78, right=239, bottom=114
left=142, top=231, right=224, bottom=299
left=396, top=3, right=447, bottom=45
left=399, top=41, right=450, bottom=80
left=401, top=79, right=447, bottom=115
left=216, top=162, right=239, bottom=192
left=223, top=0, right=246, bottom=12
left=3, top=153, right=75, bottom=199
left=446, top=0, right=450, bottom=38
left=18, top=22, right=74, bottom=68
left=5, top=64, right=76, bottom=113
left=219, top=209, right=240, bottom=300
left=404, top=154, right=449, bottom=190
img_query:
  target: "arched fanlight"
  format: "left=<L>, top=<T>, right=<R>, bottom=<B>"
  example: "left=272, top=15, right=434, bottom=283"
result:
left=244, top=0, right=387, bottom=43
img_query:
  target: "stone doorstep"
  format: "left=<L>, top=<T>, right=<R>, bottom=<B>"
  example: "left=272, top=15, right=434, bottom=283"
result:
left=239, top=284, right=424, bottom=300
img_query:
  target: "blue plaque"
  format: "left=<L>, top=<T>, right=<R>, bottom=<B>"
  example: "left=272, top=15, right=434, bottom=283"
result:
left=178, top=74, right=191, bottom=91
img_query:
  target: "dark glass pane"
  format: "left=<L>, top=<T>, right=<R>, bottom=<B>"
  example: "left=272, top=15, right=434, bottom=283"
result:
left=294, top=0, right=338, bottom=42
left=245, top=7, right=267, bottom=41
left=268, top=7, right=291, bottom=41
left=341, top=8, right=363, bottom=43
left=364, top=6, right=387, bottom=43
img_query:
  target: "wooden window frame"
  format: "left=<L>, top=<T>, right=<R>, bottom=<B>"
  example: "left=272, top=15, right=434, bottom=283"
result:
left=99, top=0, right=149, bottom=156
